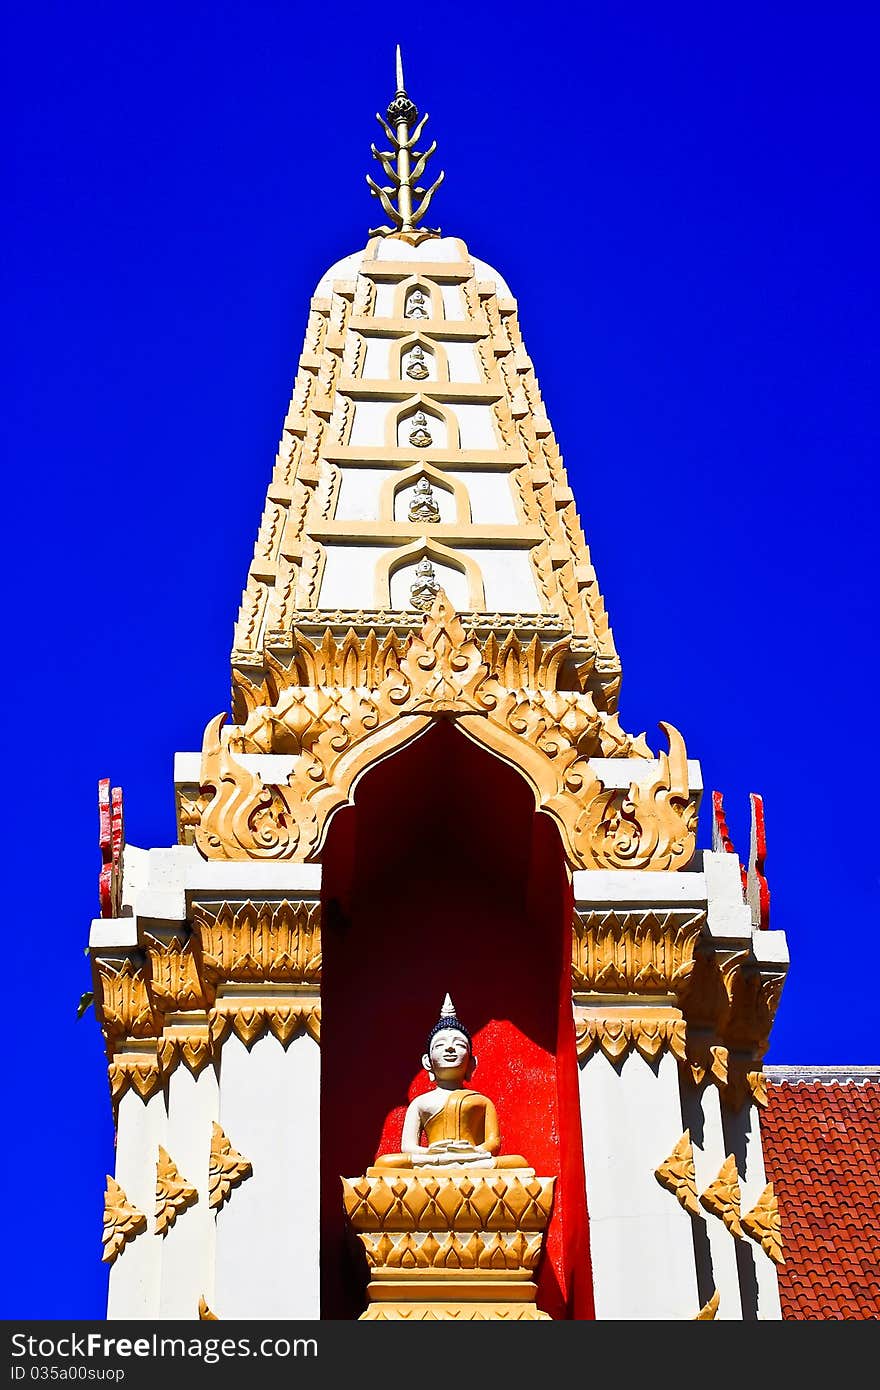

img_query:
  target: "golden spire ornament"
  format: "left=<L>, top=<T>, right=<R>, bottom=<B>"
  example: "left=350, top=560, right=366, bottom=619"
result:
left=367, top=45, right=445, bottom=237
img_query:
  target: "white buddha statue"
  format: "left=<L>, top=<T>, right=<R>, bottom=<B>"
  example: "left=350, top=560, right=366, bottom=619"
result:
left=372, top=995, right=528, bottom=1171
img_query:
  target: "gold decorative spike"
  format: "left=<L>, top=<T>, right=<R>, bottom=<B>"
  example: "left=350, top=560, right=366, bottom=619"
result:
left=208, top=1123, right=253, bottom=1212
left=742, top=1183, right=784, bottom=1265
left=198, top=1295, right=219, bottom=1320
left=699, top=1154, right=743, bottom=1237
left=102, top=1176, right=147, bottom=1264
left=654, top=1131, right=701, bottom=1217
left=694, top=1289, right=720, bottom=1320
left=366, top=46, right=445, bottom=236
left=155, top=1146, right=198, bottom=1236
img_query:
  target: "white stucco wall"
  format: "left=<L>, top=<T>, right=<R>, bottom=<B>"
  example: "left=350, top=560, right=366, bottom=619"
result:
left=107, top=1086, right=167, bottom=1320
left=157, top=1062, right=219, bottom=1319
left=442, top=341, right=481, bottom=382
left=447, top=471, right=518, bottom=524
left=459, top=547, right=541, bottom=611
left=334, top=468, right=395, bottom=522
left=684, top=1081, right=744, bottom=1320
left=317, top=545, right=388, bottom=608
left=213, top=1031, right=321, bottom=1319
left=578, top=1049, right=699, bottom=1319
left=454, top=402, right=498, bottom=449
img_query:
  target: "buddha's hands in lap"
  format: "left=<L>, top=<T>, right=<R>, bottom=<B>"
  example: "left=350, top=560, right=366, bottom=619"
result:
left=411, top=1140, right=495, bottom=1168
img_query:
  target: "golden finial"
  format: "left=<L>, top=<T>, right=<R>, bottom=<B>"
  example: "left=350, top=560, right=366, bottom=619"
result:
left=367, top=46, right=445, bottom=237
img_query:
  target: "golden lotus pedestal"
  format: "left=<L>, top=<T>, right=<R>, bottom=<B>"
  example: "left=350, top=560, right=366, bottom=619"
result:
left=342, top=1165, right=556, bottom=1320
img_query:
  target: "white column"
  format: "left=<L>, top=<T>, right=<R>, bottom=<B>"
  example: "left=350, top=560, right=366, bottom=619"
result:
left=213, top=1030, right=321, bottom=1318
left=689, top=1083, right=743, bottom=1319
left=158, top=1062, right=219, bottom=1319
left=729, top=1103, right=783, bottom=1320
left=107, top=1086, right=167, bottom=1319
left=578, top=1049, right=699, bottom=1319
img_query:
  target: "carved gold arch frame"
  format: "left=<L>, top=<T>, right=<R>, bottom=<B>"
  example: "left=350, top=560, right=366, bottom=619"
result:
left=195, top=593, right=698, bottom=875
left=379, top=462, right=470, bottom=525
left=375, top=538, right=485, bottom=609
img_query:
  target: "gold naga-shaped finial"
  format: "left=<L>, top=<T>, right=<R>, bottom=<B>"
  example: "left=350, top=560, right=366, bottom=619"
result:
left=367, top=45, right=445, bottom=237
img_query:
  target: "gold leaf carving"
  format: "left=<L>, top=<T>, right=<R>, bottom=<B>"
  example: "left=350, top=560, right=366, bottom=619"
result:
left=699, top=1155, right=743, bottom=1237
left=155, top=1146, right=198, bottom=1236
left=195, top=594, right=697, bottom=873
left=93, top=957, right=160, bottom=1048
left=208, top=998, right=320, bottom=1049
left=742, top=1183, right=784, bottom=1265
left=158, top=1030, right=213, bottom=1079
left=208, top=1123, right=253, bottom=1211
left=694, top=1289, right=720, bottom=1320
left=194, top=901, right=321, bottom=984
left=342, top=1171, right=555, bottom=1234
left=362, top=1304, right=551, bottom=1320
left=107, top=1053, right=162, bottom=1104
left=144, top=934, right=212, bottom=1012
left=572, top=909, right=704, bottom=993
left=198, top=1295, right=219, bottom=1320
left=102, top=1176, right=147, bottom=1263
left=574, top=1016, right=687, bottom=1065
left=654, top=1131, right=701, bottom=1217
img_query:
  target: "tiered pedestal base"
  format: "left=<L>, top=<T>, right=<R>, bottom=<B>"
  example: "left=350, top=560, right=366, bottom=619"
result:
left=342, top=1165, right=555, bottom=1320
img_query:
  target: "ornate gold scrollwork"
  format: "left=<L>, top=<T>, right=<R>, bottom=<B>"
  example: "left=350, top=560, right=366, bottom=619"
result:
left=194, top=592, right=697, bottom=873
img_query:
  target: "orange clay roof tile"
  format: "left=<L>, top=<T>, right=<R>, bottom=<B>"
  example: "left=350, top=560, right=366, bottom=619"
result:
left=761, top=1078, right=880, bottom=1320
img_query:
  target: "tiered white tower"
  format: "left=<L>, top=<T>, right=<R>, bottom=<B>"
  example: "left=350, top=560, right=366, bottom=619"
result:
left=90, top=55, right=790, bottom=1321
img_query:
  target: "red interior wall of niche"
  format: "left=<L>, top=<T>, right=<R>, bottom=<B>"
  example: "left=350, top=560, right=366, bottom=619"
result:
left=319, top=719, right=594, bottom=1320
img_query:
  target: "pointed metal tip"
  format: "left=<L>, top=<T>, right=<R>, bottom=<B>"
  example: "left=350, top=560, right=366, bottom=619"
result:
left=395, top=44, right=405, bottom=92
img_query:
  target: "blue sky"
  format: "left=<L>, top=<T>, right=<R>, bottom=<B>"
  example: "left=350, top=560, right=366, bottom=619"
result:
left=4, top=1, right=878, bottom=1319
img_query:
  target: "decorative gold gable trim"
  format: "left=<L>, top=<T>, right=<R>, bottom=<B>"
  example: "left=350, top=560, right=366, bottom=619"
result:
left=699, top=1155, right=743, bottom=1237
left=742, top=1183, right=784, bottom=1265
left=654, top=1131, right=701, bottom=1217
left=195, top=592, right=697, bottom=873
left=102, top=1176, right=147, bottom=1264
left=155, top=1146, right=198, bottom=1236
left=208, top=1123, right=253, bottom=1212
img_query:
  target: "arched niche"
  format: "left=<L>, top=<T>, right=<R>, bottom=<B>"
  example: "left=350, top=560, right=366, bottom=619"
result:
left=317, top=720, right=593, bottom=1322
left=382, top=462, right=469, bottom=525
left=378, top=538, right=484, bottom=610
left=391, top=334, right=449, bottom=384
left=395, top=276, right=444, bottom=321
left=392, top=397, right=458, bottom=450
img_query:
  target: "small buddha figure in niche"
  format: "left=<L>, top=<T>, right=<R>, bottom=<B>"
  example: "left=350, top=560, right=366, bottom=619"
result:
left=408, top=410, right=433, bottom=448
left=409, top=555, right=439, bottom=611
left=405, top=344, right=430, bottom=380
left=405, top=287, right=429, bottom=319
left=372, top=995, right=529, bottom=1170
left=408, top=475, right=441, bottom=523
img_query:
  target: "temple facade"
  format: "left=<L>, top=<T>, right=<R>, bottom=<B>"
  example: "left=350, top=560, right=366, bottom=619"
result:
left=89, top=55, right=794, bottom=1321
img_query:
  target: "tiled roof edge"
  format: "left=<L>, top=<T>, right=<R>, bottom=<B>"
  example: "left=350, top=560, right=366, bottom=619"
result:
left=764, top=1064, right=880, bottom=1084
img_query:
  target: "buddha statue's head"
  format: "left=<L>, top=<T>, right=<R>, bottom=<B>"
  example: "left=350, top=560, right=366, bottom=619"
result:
left=422, top=994, right=477, bottom=1085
